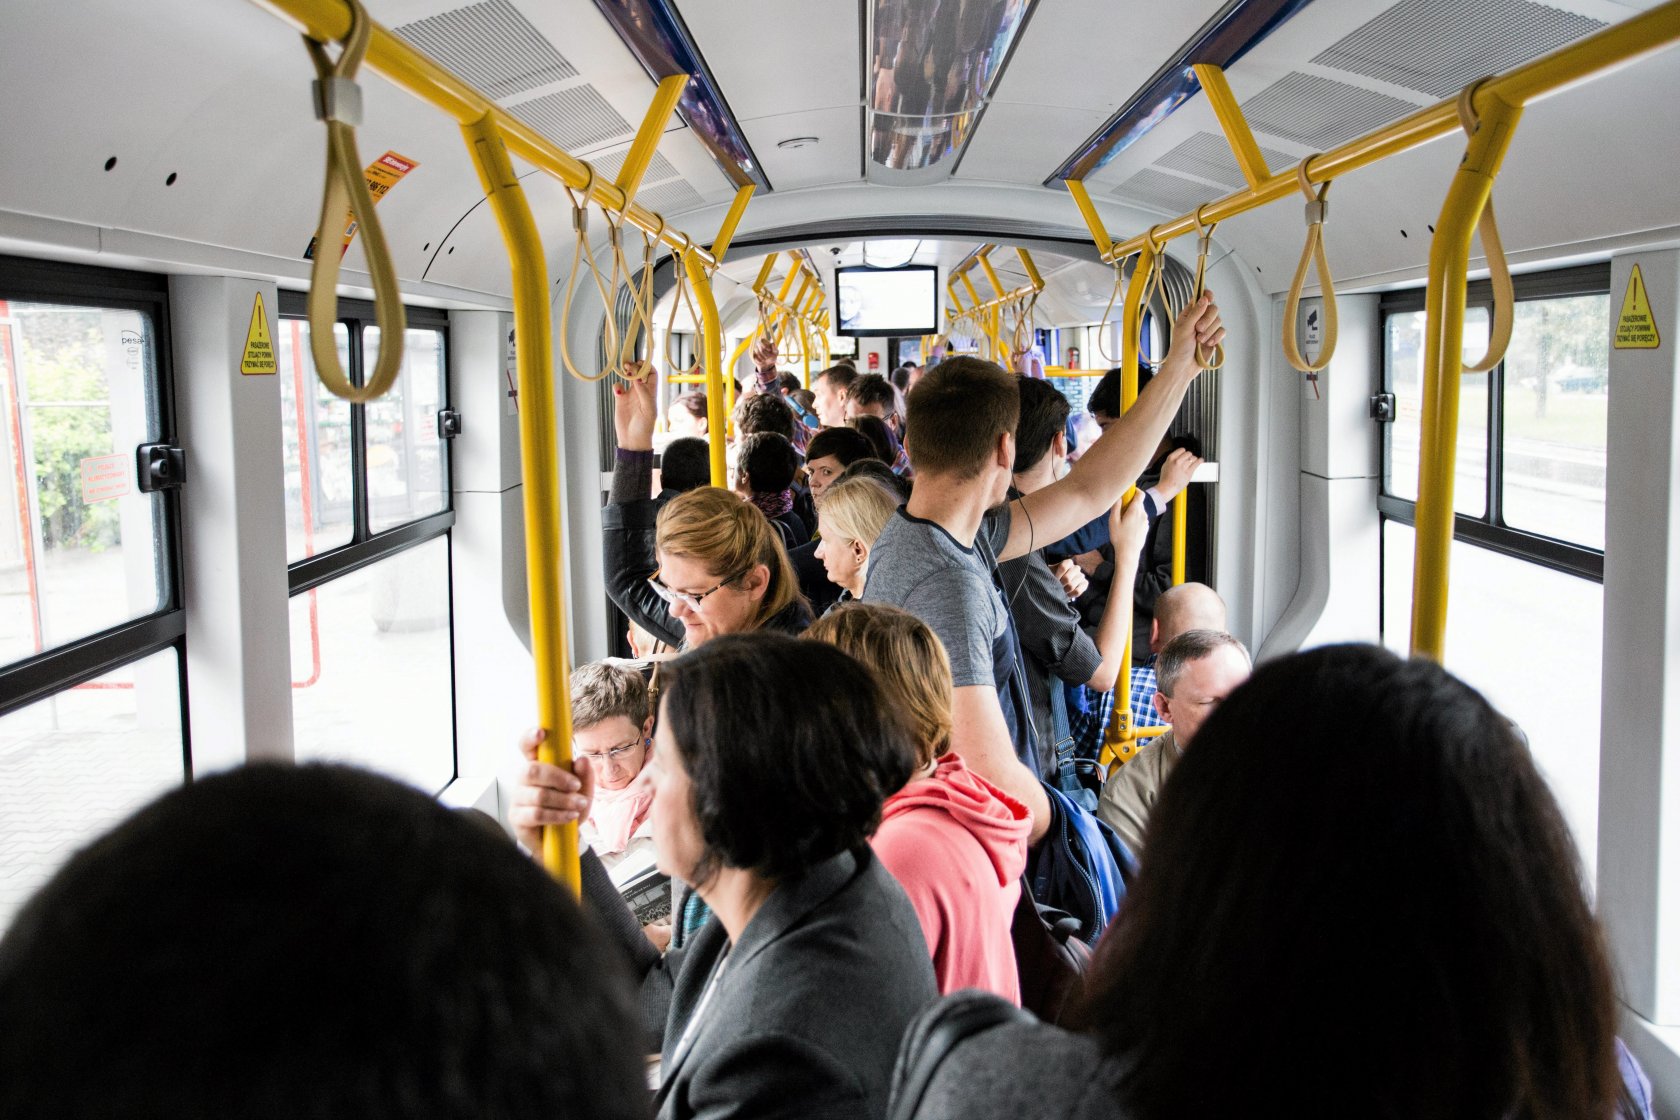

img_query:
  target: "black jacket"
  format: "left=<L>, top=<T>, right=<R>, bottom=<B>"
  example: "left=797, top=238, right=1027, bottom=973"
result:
left=604, top=497, right=813, bottom=649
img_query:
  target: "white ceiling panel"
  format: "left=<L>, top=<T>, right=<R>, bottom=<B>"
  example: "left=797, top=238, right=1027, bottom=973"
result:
left=678, top=1, right=862, bottom=122
left=957, top=102, right=1112, bottom=185
left=739, top=108, right=864, bottom=192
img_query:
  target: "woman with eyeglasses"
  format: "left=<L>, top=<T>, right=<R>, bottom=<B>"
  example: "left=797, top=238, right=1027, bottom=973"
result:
left=607, top=369, right=812, bottom=650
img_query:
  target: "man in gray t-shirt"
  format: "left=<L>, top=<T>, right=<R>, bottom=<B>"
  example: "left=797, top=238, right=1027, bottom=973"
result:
left=865, top=505, right=1036, bottom=768
left=860, top=291, right=1225, bottom=844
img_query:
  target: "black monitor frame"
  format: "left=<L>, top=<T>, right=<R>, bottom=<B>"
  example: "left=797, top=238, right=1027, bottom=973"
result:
left=834, top=264, right=939, bottom=337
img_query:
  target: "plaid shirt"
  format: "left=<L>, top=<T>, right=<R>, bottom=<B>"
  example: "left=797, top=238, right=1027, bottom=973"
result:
left=1068, top=662, right=1164, bottom=760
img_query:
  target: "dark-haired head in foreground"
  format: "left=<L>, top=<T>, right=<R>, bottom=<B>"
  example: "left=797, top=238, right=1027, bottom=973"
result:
left=0, top=764, right=649, bottom=1120
left=1079, top=643, right=1620, bottom=1119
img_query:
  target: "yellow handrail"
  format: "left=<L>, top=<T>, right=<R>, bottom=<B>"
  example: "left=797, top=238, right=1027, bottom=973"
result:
left=1411, top=83, right=1522, bottom=660
left=462, top=113, right=579, bottom=891
left=1101, top=239, right=1157, bottom=771
left=250, top=0, right=722, bottom=268
left=248, top=0, right=762, bottom=892
left=1071, top=1, right=1680, bottom=265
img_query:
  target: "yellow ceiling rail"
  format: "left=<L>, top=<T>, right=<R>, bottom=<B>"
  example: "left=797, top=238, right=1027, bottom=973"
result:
left=248, top=0, right=720, bottom=268
left=978, top=251, right=1007, bottom=301
left=1069, top=0, right=1680, bottom=263
left=1191, top=63, right=1271, bottom=191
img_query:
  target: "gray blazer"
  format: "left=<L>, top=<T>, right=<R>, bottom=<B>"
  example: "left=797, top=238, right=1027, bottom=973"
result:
left=654, top=848, right=939, bottom=1120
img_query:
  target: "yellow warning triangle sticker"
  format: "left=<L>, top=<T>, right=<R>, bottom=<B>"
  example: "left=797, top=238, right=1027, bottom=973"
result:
left=241, top=292, right=277, bottom=375
left=1615, top=264, right=1661, bottom=350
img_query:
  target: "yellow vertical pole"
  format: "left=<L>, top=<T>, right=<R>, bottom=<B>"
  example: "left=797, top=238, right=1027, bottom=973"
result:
left=687, top=250, right=727, bottom=487
left=1410, top=88, right=1522, bottom=661
left=615, top=74, right=688, bottom=209
left=1103, top=241, right=1158, bottom=769
left=1172, top=490, right=1188, bottom=585
left=461, top=114, right=578, bottom=891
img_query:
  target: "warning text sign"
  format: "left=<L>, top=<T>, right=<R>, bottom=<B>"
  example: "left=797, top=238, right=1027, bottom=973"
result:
left=303, top=150, right=420, bottom=260
left=241, top=292, right=276, bottom=376
left=80, top=453, right=130, bottom=504
left=1615, top=264, right=1661, bottom=350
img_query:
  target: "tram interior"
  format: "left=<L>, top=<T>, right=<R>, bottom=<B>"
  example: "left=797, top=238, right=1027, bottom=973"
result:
left=2, top=0, right=1679, bottom=1111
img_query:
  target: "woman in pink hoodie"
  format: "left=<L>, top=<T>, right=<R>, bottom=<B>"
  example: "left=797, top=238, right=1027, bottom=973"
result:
left=806, top=603, right=1031, bottom=1002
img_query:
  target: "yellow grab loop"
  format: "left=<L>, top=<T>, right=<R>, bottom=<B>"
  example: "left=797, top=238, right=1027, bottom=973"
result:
left=614, top=229, right=660, bottom=378
left=1282, top=157, right=1338, bottom=374
left=302, top=0, right=406, bottom=402
left=1095, top=259, right=1128, bottom=366
left=1190, top=206, right=1225, bottom=371
left=557, top=189, right=622, bottom=382
left=664, top=260, right=701, bottom=372
left=1457, top=79, right=1516, bottom=374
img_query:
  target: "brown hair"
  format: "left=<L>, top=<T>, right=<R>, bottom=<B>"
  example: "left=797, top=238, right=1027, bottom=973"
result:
left=904, top=357, right=1019, bottom=478
left=569, top=660, right=649, bottom=730
left=733, top=392, right=797, bottom=442
left=655, top=487, right=801, bottom=630
left=805, top=603, right=951, bottom=768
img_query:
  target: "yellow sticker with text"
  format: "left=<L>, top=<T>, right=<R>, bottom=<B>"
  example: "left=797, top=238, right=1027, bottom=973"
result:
left=303, top=150, right=420, bottom=260
left=1615, top=263, right=1661, bottom=350
left=240, top=292, right=276, bottom=376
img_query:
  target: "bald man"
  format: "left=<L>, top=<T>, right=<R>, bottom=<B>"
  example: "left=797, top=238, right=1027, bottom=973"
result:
left=1125, top=582, right=1227, bottom=738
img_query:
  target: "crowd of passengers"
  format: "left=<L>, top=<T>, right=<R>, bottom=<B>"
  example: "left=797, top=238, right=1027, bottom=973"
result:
left=0, top=291, right=1660, bottom=1120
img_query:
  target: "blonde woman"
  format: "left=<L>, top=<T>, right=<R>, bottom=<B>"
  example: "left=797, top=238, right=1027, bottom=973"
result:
left=806, top=603, right=1030, bottom=1002
left=812, top=474, right=901, bottom=609
left=605, top=370, right=810, bottom=649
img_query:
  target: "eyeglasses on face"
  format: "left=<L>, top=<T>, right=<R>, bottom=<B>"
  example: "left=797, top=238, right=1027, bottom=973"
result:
left=576, top=738, right=647, bottom=764
left=647, top=566, right=750, bottom=612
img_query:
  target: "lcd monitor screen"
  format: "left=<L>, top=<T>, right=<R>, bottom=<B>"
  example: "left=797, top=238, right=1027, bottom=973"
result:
left=836, top=266, right=938, bottom=336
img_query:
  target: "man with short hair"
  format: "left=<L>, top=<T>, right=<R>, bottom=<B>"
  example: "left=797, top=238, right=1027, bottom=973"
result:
left=1097, top=628, right=1252, bottom=856
left=656, top=436, right=711, bottom=500
left=863, top=293, right=1225, bottom=842
left=811, top=363, right=859, bottom=428
left=845, top=372, right=905, bottom=436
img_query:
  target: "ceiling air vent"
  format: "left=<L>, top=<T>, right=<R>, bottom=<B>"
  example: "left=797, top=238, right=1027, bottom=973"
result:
left=511, top=86, right=634, bottom=152
left=1313, top=0, right=1605, bottom=99
left=1114, top=169, right=1223, bottom=217
left=393, top=0, right=577, bottom=101
left=1157, top=131, right=1296, bottom=189
left=1243, top=71, right=1420, bottom=149
left=636, top=180, right=706, bottom=216
left=588, top=150, right=681, bottom=186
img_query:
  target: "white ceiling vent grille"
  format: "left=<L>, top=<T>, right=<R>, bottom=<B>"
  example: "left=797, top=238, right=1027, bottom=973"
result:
left=1157, top=131, right=1296, bottom=190
left=588, top=150, right=681, bottom=186
left=1242, top=72, right=1420, bottom=150
left=1313, top=0, right=1604, bottom=99
left=393, top=0, right=577, bottom=101
left=512, top=86, right=634, bottom=152
left=1114, top=169, right=1221, bottom=216
left=637, top=180, right=707, bottom=215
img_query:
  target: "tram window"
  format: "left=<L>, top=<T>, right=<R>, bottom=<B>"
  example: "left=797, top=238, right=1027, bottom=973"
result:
left=0, top=301, right=169, bottom=658
left=1383, top=307, right=1490, bottom=515
left=1381, top=520, right=1603, bottom=877
left=277, top=319, right=354, bottom=562
left=289, top=535, right=455, bottom=793
left=0, top=647, right=184, bottom=929
left=1499, top=294, right=1610, bottom=549
left=363, top=327, right=448, bottom=535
